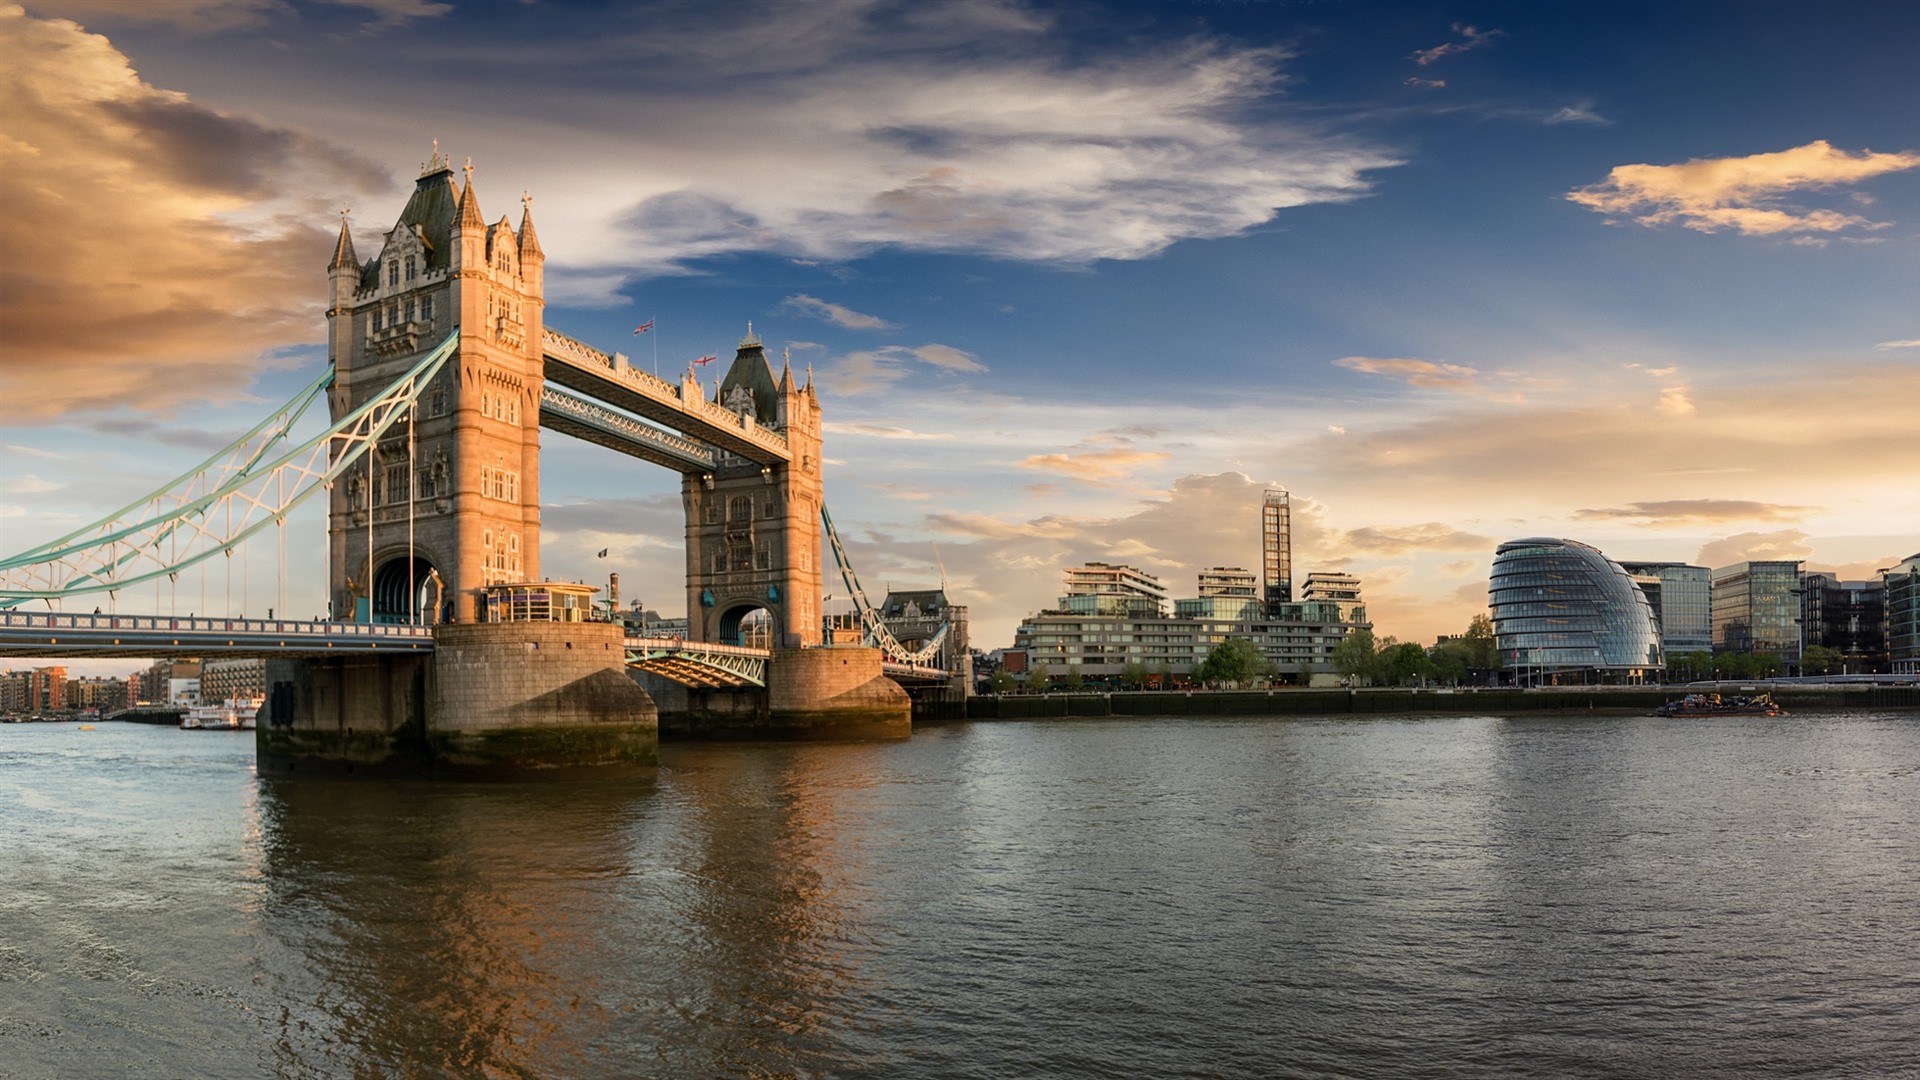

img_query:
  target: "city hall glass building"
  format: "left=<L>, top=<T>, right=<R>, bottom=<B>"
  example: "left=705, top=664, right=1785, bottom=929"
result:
left=1490, top=538, right=1664, bottom=683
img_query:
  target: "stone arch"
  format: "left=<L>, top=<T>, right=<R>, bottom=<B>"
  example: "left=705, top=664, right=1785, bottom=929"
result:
left=371, top=553, right=439, bottom=624
left=716, top=602, right=773, bottom=647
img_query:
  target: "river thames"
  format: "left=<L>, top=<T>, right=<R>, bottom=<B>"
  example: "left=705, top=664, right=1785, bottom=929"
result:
left=2, top=713, right=1916, bottom=1078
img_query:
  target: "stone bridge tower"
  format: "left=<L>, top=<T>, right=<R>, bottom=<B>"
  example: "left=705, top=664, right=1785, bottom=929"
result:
left=325, top=153, right=546, bottom=623
left=682, top=329, right=825, bottom=649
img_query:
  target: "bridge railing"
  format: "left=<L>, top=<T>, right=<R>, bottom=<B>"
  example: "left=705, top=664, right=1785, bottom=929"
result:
left=0, top=611, right=436, bottom=640
left=624, top=635, right=768, bottom=658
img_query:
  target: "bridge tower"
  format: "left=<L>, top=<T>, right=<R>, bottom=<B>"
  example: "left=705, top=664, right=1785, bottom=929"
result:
left=683, top=330, right=825, bottom=649
left=326, top=152, right=545, bottom=623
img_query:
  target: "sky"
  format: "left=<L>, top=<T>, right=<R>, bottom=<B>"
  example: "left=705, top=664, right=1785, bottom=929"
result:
left=2, top=0, right=1918, bottom=676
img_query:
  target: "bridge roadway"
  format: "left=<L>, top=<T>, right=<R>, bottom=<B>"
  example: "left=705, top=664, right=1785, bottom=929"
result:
left=0, top=611, right=951, bottom=686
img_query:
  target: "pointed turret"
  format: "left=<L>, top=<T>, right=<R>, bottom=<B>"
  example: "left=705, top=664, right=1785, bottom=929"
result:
left=456, top=164, right=485, bottom=230
left=517, top=193, right=543, bottom=260
left=329, top=215, right=358, bottom=271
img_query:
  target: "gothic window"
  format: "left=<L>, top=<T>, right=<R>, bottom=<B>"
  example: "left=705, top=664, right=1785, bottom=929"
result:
left=388, top=305, right=398, bottom=328
left=374, top=307, right=384, bottom=331
left=404, top=255, right=416, bottom=281
left=386, top=464, right=406, bottom=504
left=756, top=550, right=771, bottom=570
left=388, top=260, right=399, bottom=287
left=730, top=537, right=753, bottom=572
left=729, top=496, right=752, bottom=522
left=422, top=295, right=434, bottom=321
left=428, top=387, right=446, bottom=417
left=405, top=299, right=416, bottom=323
left=371, top=473, right=382, bottom=506
left=481, top=392, right=492, bottom=419
left=704, top=505, right=720, bottom=524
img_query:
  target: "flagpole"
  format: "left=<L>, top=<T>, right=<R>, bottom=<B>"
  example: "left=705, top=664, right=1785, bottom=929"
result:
left=652, top=316, right=658, bottom=377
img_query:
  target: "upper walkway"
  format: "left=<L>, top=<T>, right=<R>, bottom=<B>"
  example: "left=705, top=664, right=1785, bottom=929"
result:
left=542, top=327, right=791, bottom=468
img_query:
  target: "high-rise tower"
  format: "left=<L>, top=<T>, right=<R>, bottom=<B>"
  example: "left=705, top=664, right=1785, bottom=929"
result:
left=1262, top=487, right=1292, bottom=614
left=325, top=153, right=546, bottom=622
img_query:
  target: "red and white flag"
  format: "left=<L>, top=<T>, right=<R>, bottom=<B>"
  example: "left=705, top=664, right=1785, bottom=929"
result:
left=693, top=354, right=717, bottom=366
left=632, top=319, right=654, bottom=335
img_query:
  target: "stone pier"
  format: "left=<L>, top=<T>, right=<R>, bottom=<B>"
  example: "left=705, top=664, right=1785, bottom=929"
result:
left=642, top=645, right=910, bottom=740
left=258, top=620, right=657, bottom=778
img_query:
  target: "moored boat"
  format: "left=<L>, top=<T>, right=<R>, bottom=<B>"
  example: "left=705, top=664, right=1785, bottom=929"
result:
left=1654, top=692, right=1788, bottom=718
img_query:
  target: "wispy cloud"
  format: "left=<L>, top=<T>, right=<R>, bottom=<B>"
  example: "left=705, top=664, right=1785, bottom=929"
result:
left=824, top=343, right=986, bottom=393
left=1575, top=500, right=1816, bottom=524
left=1411, top=24, right=1501, bottom=66
left=1334, top=356, right=1522, bottom=401
left=1404, top=77, right=1446, bottom=90
left=822, top=422, right=953, bottom=441
left=1874, top=338, right=1920, bottom=349
left=1016, top=445, right=1171, bottom=483
left=1337, top=523, right=1493, bottom=556
left=1568, top=140, right=1920, bottom=237
left=0, top=474, right=61, bottom=495
left=782, top=294, right=897, bottom=330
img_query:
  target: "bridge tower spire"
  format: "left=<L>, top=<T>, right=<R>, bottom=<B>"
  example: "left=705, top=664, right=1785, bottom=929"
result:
left=325, top=154, right=545, bottom=623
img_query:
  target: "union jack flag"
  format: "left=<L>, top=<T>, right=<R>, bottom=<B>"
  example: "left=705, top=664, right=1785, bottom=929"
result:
left=632, top=319, right=654, bottom=335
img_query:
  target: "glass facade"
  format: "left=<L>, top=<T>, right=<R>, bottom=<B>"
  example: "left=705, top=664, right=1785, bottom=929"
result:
left=1884, top=553, right=1920, bottom=675
left=1262, top=489, right=1291, bottom=611
left=1711, top=561, right=1802, bottom=663
left=1489, top=538, right=1663, bottom=680
left=1618, top=561, right=1713, bottom=656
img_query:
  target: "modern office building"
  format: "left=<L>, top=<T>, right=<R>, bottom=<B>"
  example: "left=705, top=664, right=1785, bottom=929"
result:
left=1712, top=560, right=1803, bottom=665
left=1197, top=567, right=1259, bottom=598
left=1488, top=538, right=1664, bottom=683
left=1883, top=553, right=1920, bottom=675
left=1262, top=488, right=1292, bottom=613
left=1060, top=563, right=1168, bottom=617
left=1799, top=572, right=1886, bottom=672
left=1618, top=561, right=1713, bottom=658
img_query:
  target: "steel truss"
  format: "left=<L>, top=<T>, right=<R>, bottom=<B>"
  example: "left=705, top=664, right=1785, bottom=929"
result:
left=820, top=506, right=950, bottom=667
left=0, top=333, right=460, bottom=608
left=625, top=636, right=768, bottom=688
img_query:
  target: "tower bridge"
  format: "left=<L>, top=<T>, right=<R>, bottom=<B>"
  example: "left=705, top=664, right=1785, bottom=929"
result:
left=0, top=153, right=965, bottom=774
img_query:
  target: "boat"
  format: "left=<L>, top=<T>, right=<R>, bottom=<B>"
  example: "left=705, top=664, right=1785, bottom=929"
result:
left=1654, top=692, right=1788, bottom=718
left=181, top=695, right=263, bottom=730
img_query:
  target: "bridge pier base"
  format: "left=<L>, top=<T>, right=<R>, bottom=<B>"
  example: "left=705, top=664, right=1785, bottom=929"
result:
left=258, top=621, right=658, bottom=777
left=643, top=646, right=910, bottom=740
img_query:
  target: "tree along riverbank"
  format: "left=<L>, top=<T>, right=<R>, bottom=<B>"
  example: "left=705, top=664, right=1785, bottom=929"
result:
left=914, top=683, right=1920, bottom=722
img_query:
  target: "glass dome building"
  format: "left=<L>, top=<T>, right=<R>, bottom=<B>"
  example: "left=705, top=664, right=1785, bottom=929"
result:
left=1489, top=538, right=1664, bottom=683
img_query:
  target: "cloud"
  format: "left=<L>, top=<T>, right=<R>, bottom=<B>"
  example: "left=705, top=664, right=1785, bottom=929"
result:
left=1695, top=530, right=1815, bottom=568
left=0, top=6, right=390, bottom=422
left=1334, top=356, right=1521, bottom=401
left=1411, top=24, right=1501, bottom=66
left=1016, top=446, right=1172, bottom=483
left=1405, top=77, right=1446, bottom=90
left=1544, top=104, right=1609, bottom=126
left=1335, top=523, right=1494, bottom=557
left=1568, top=140, right=1920, bottom=237
left=821, top=422, right=953, bottom=441
left=822, top=343, right=986, bottom=393
left=781, top=294, right=897, bottom=330
left=19, top=0, right=288, bottom=31
left=0, top=474, right=60, bottom=495
left=1575, top=500, right=1816, bottom=525
left=1874, top=339, right=1920, bottom=350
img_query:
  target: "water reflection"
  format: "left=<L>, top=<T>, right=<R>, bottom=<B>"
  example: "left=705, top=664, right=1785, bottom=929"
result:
left=256, top=776, right=650, bottom=1075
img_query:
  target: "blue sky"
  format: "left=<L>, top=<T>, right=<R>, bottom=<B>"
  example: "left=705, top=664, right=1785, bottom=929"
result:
left=3, top=0, right=1917, bottom=673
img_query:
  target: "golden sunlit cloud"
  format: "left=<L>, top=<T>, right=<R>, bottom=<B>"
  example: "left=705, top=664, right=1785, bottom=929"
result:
left=1338, top=523, right=1494, bottom=556
left=1015, top=446, right=1172, bottom=482
left=1568, top=140, right=1920, bottom=237
left=1574, top=500, right=1817, bottom=525
left=0, top=5, right=389, bottom=422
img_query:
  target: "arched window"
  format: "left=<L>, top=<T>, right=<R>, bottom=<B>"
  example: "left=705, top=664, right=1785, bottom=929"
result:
left=404, top=255, right=416, bottom=281
left=373, top=307, right=384, bottom=331
left=729, top=496, right=752, bottom=522
left=422, top=295, right=434, bottom=321
left=404, top=299, right=416, bottom=323
left=388, top=260, right=398, bottom=287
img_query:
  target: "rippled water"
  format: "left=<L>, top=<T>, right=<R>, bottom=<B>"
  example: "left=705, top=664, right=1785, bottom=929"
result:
left=2, top=713, right=1917, bottom=1078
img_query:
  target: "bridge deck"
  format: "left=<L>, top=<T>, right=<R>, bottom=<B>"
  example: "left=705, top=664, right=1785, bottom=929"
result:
left=542, top=328, right=791, bottom=467
left=0, top=611, right=435, bottom=658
